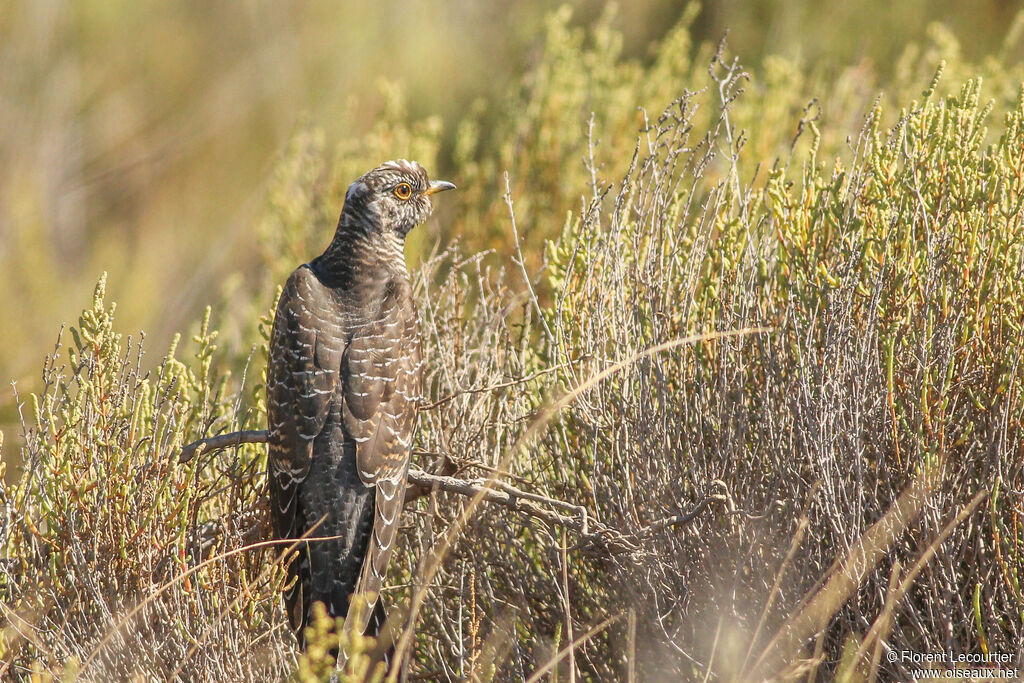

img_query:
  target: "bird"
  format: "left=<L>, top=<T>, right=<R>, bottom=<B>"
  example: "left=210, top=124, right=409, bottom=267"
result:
left=265, top=159, right=454, bottom=660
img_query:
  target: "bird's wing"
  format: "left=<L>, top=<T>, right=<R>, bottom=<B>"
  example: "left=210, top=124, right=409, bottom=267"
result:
left=267, top=266, right=344, bottom=482
left=266, top=266, right=344, bottom=628
left=341, top=299, right=422, bottom=635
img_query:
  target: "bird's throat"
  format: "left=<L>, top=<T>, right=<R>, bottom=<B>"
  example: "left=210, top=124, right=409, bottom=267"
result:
left=313, top=229, right=409, bottom=311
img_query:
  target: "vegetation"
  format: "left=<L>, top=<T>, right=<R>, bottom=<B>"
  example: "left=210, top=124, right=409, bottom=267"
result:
left=3, top=4, right=1024, bottom=681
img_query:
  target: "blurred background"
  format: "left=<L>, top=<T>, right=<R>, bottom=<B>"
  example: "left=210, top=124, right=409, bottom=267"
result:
left=0, top=0, right=1019, bottom=435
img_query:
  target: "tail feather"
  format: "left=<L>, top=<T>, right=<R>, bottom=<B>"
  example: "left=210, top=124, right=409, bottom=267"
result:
left=284, top=544, right=312, bottom=647
left=305, top=593, right=397, bottom=672
left=365, top=599, right=401, bottom=675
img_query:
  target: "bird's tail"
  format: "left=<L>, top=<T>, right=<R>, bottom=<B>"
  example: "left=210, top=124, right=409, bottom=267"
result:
left=283, top=544, right=312, bottom=648
left=312, top=592, right=398, bottom=673
left=366, top=598, right=398, bottom=668
left=364, top=598, right=401, bottom=676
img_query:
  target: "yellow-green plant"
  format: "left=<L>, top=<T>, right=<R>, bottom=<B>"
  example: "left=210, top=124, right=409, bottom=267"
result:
left=1, top=277, right=289, bottom=680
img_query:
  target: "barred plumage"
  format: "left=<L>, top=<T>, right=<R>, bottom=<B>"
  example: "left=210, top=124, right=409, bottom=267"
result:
left=266, top=160, right=454, bottom=656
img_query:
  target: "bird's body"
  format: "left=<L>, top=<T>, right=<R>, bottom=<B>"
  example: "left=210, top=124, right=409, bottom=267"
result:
left=266, top=160, right=453, bottom=651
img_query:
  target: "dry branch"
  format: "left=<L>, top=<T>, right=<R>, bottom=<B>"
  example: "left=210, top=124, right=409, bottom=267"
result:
left=177, top=430, right=727, bottom=557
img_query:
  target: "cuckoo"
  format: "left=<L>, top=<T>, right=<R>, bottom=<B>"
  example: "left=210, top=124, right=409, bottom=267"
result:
left=266, top=160, right=454, bottom=654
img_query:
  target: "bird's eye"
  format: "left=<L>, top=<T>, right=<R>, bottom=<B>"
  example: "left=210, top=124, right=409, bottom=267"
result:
left=393, top=182, right=413, bottom=200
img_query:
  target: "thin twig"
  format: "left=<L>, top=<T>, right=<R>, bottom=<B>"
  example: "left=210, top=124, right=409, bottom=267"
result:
left=503, top=171, right=555, bottom=344
left=418, top=361, right=574, bottom=412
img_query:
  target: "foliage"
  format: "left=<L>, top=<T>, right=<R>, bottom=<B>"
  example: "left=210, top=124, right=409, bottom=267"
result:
left=533, top=60, right=1024, bottom=679
left=1, top=280, right=286, bottom=679
left=3, top=5, right=1024, bottom=681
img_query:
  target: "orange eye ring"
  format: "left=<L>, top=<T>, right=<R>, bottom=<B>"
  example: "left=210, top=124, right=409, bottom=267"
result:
left=393, top=182, right=413, bottom=200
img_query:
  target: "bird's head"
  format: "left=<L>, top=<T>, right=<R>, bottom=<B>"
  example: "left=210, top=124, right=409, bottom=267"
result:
left=341, top=160, right=455, bottom=238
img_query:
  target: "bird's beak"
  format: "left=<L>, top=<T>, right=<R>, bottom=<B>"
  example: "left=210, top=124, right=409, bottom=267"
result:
left=424, top=180, right=456, bottom=196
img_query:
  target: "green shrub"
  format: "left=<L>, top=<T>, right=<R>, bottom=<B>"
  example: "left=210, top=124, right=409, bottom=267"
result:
left=1, top=280, right=289, bottom=679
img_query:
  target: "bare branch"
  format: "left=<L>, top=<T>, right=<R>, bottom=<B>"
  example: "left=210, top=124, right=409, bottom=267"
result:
left=176, top=430, right=726, bottom=557
left=178, top=429, right=268, bottom=463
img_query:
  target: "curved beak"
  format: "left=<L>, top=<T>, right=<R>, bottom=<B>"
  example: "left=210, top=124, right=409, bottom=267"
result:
left=424, top=180, right=456, bottom=196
